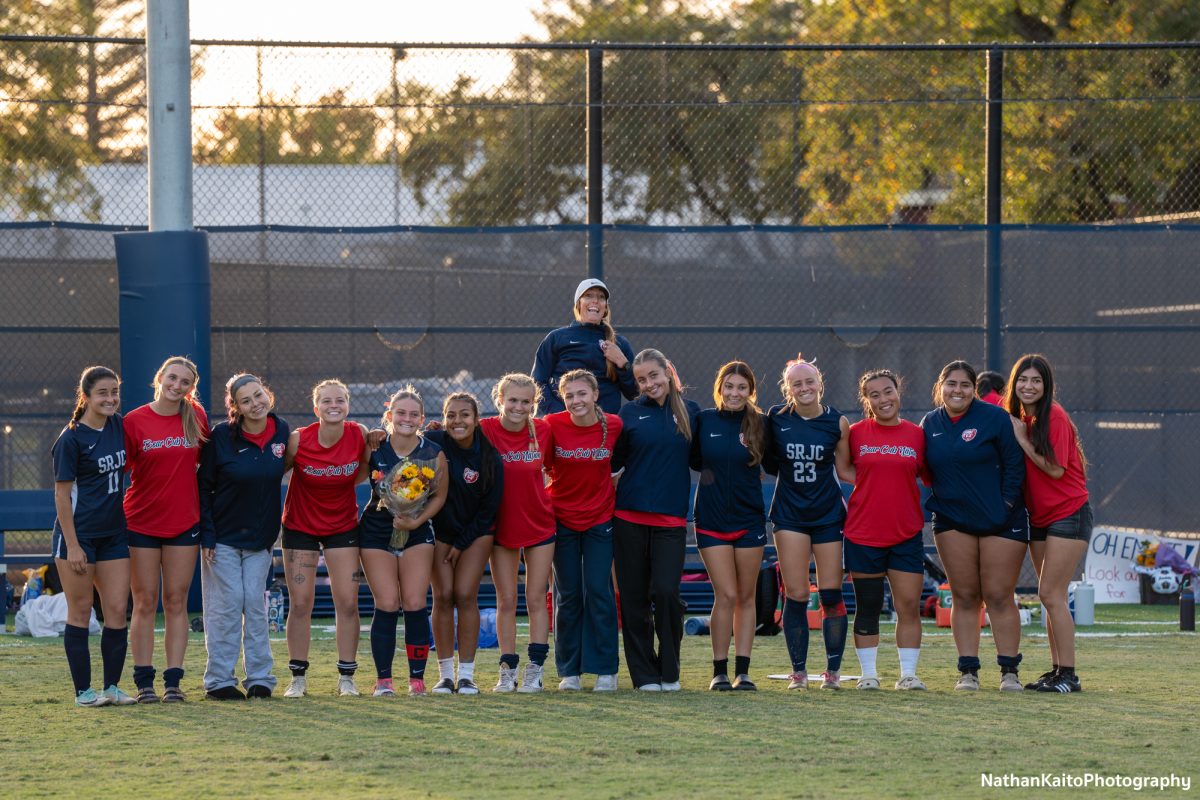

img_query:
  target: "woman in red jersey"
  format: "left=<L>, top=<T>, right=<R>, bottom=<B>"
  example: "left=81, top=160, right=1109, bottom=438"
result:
left=123, top=356, right=209, bottom=703
left=1006, top=354, right=1092, bottom=694
left=280, top=379, right=371, bottom=698
left=544, top=369, right=624, bottom=692
left=835, top=369, right=928, bottom=691
left=478, top=373, right=556, bottom=693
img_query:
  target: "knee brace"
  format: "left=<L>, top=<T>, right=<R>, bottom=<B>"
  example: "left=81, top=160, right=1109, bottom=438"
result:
left=819, top=588, right=846, bottom=617
left=852, top=577, right=885, bottom=636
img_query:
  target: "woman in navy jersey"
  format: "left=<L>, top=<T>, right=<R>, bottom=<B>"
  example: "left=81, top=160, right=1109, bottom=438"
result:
left=762, top=355, right=850, bottom=691
left=424, top=392, right=503, bottom=695
left=532, top=278, right=637, bottom=415
left=124, top=355, right=209, bottom=703
left=835, top=369, right=928, bottom=691
left=359, top=386, right=448, bottom=697
left=690, top=361, right=768, bottom=691
left=51, top=366, right=134, bottom=707
left=280, top=379, right=371, bottom=698
left=545, top=369, right=624, bottom=691
left=198, top=373, right=290, bottom=700
left=922, top=360, right=1026, bottom=692
left=612, top=349, right=699, bottom=692
left=1006, top=354, right=1092, bottom=694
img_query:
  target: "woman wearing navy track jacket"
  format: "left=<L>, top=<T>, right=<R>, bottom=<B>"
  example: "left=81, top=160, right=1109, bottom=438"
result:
left=199, top=373, right=290, bottom=700
left=690, top=361, right=768, bottom=692
left=531, top=278, right=637, bottom=415
left=612, top=349, right=700, bottom=692
left=922, top=360, right=1027, bottom=692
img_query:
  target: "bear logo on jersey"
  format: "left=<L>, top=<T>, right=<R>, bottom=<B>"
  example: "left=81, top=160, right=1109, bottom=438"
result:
left=271, top=443, right=285, bottom=458
left=463, top=467, right=479, bottom=484
left=961, top=428, right=978, bottom=442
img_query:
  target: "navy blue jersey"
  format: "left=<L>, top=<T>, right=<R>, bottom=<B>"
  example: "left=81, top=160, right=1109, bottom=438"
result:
left=531, top=321, right=637, bottom=414
left=921, top=400, right=1025, bottom=534
left=198, top=415, right=291, bottom=551
left=762, top=404, right=847, bottom=530
left=424, top=429, right=504, bottom=550
left=52, top=415, right=127, bottom=539
left=613, top=395, right=701, bottom=518
left=689, top=408, right=766, bottom=534
left=360, top=436, right=442, bottom=541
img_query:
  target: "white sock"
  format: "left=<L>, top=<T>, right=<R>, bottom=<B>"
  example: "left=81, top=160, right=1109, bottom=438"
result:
left=898, top=647, right=921, bottom=677
left=458, top=661, right=475, bottom=682
left=438, top=658, right=454, bottom=681
left=855, top=646, right=878, bottom=678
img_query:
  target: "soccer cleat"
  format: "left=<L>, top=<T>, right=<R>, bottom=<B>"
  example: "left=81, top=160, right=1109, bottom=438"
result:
left=1037, top=672, right=1082, bottom=693
left=821, top=672, right=841, bottom=690
left=708, top=674, right=733, bottom=691
left=456, top=678, right=479, bottom=696
left=955, top=672, right=980, bottom=691
left=336, top=675, right=360, bottom=697
left=787, top=672, right=808, bottom=690
left=246, top=685, right=272, bottom=699
left=660, top=681, right=682, bottom=692
left=283, top=676, right=308, bottom=698
left=1025, top=669, right=1058, bottom=690
left=1000, top=672, right=1024, bottom=692
left=493, top=665, right=518, bottom=693
left=430, top=678, right=456, bottom=695
left=135, top=686, right=160, bottom=704
left=731, top=674, right=757, bottom=691
left=408, top=678, right=427, bottom=697
left=894, top=675, right=927, bottom=691
left=856, top=677, right=880, bottom=691
left=517, top=663, right=544, bottom=693
left=594, top=674, right=618, bottom=692
left=638, top=682, right=662, bottom=692
left=102, top=685, right=137, bottom=706
left=372, top=678, right=395, bottom=697
left=75, top=688, right=108, bottom=707
left=558, top=675, right=581, bottom=691
left=161, top=686, right=187, bottom=703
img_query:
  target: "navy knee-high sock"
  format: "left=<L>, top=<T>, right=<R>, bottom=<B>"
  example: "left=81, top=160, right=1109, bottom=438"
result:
left=64, top=624, right=91, bottom=694
left=819, top=589, right=848, bottom=673
left=100, top=626, right=128, bottom=689
left=370, top=609, right=399, bottom=680
left=782, top=598, right=810, bottom=674
left=403, top=610, right=431, bottom=679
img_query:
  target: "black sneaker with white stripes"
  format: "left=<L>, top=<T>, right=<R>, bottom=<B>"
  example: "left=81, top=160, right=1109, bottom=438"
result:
left=1036, top=672, right=1081, bottom=693
left=1025, top=669, right=1057, bottom=690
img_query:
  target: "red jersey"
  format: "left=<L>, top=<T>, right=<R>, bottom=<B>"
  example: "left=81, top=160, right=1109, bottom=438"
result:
left=240, top=416, right=277, bottom=450
left=1022, top=402, right=1089, bottom=527
left=123, top=402, right=209, bottom=537
left=844, top=418, right=926, bottom=548
left=980, top=391, right=1005, bottom=407
left=614, top=508, right=687, bottom=528
left=479, top=416, right=556, bottom=548
left=282, top=422, right=365, bottom=536
left=544, top=412, right=623, bottom=531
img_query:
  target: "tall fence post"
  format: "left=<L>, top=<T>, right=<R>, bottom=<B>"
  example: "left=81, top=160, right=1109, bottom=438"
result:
left=586, top=46, right=604, bottom=280
left=985, top=47, right=1004, bottom=372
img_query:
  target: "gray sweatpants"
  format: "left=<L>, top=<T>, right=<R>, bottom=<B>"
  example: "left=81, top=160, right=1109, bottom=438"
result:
left=202, top=544, right=277, bottom=691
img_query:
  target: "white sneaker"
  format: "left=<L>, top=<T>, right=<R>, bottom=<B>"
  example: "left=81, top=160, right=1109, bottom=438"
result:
left=283, top=676, right=307, bottom=698
left=493, top=665, right=517, bottom=693
left=638, top=682, right=662, bottom=692
left=558, top=675, right=581, bottom=691
left=518, top=663, right=544, bottom=693
left=594, top=674, right=618, bottom=692
left=337, top=675, right=360, bottom=696
left=660, top=681, right=682, bottom=692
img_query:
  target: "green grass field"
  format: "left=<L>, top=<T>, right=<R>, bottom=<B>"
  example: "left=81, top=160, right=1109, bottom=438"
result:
left=2, top=605, right=1195, bottom=799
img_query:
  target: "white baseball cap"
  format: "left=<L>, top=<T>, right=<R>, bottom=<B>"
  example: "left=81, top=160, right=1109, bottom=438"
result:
left=574, top=278, right=610, bottom=305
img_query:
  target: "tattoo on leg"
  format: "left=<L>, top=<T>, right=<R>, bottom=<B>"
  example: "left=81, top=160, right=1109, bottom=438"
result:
left=293, top=573, right=306, bottom=585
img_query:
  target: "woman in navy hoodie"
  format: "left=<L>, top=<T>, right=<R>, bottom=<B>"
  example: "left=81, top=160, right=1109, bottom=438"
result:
left=612, top=349, right=700, bottom=692
left=690, top=361, right=767, bottom=691
left=921, top=360, right=1026, bottom=693
left=531, top=278, right=637, bottom=415
left=199, top=373, right=291, bottom=700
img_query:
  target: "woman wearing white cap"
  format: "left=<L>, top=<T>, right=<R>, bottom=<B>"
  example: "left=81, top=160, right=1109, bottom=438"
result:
left=532, top=278, right=637, bottom=415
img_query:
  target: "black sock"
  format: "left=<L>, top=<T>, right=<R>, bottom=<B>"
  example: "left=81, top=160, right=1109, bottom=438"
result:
left=132, top=664, right=156, bottom=690
left=64, top=624, right=91, bottom=694
left=500, top=653, right=519, bottom=670
left=100, top=626, right=128, bottom=689
left=713, top=658, right=728, bottom=678
left=403, top=610, right=431, bottom=679
left=782, top=598, right=809, bottom=674
left=336, top=660, right=358, bottom=676
left=957, top=655, right=982, bottom=675
left=997, top=653, right=1022, bottom=674
left=735, top=655, right=750, bottom=677
left=1058, top=666, right=1076, bottom=679
left=818, top=589, right=848, bottom=673
left=369, top=609, right=399, bottom=680
left=162, top=667, right=184, bottom=689
left=288, top=659, right=309, bottom=677
left=527, top=642, right=549, bottom=667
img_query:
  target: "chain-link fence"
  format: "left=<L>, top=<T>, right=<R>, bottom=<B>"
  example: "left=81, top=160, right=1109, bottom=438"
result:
left=2, top=38, right=1199, bottom=592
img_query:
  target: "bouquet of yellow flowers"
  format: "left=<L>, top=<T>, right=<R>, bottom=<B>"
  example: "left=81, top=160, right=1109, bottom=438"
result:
left=371, top=458, right=438, bottom=553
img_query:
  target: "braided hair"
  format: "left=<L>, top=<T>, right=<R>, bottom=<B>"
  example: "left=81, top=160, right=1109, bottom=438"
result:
left=68, top=366, right=120, bottom=429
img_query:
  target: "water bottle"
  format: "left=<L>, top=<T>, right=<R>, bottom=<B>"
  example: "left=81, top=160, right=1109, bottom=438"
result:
left=1181, top=581, right=1196, bottom=632
left=266, top=581, right=286, bottom=633
left=684, top=616, right=710, bottom=636
left=1073, top=581, right=1095, bottom=626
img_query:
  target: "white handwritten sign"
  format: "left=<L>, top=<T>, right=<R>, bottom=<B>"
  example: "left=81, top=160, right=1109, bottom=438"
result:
left=1084, top=528, right=1200, bottom=603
